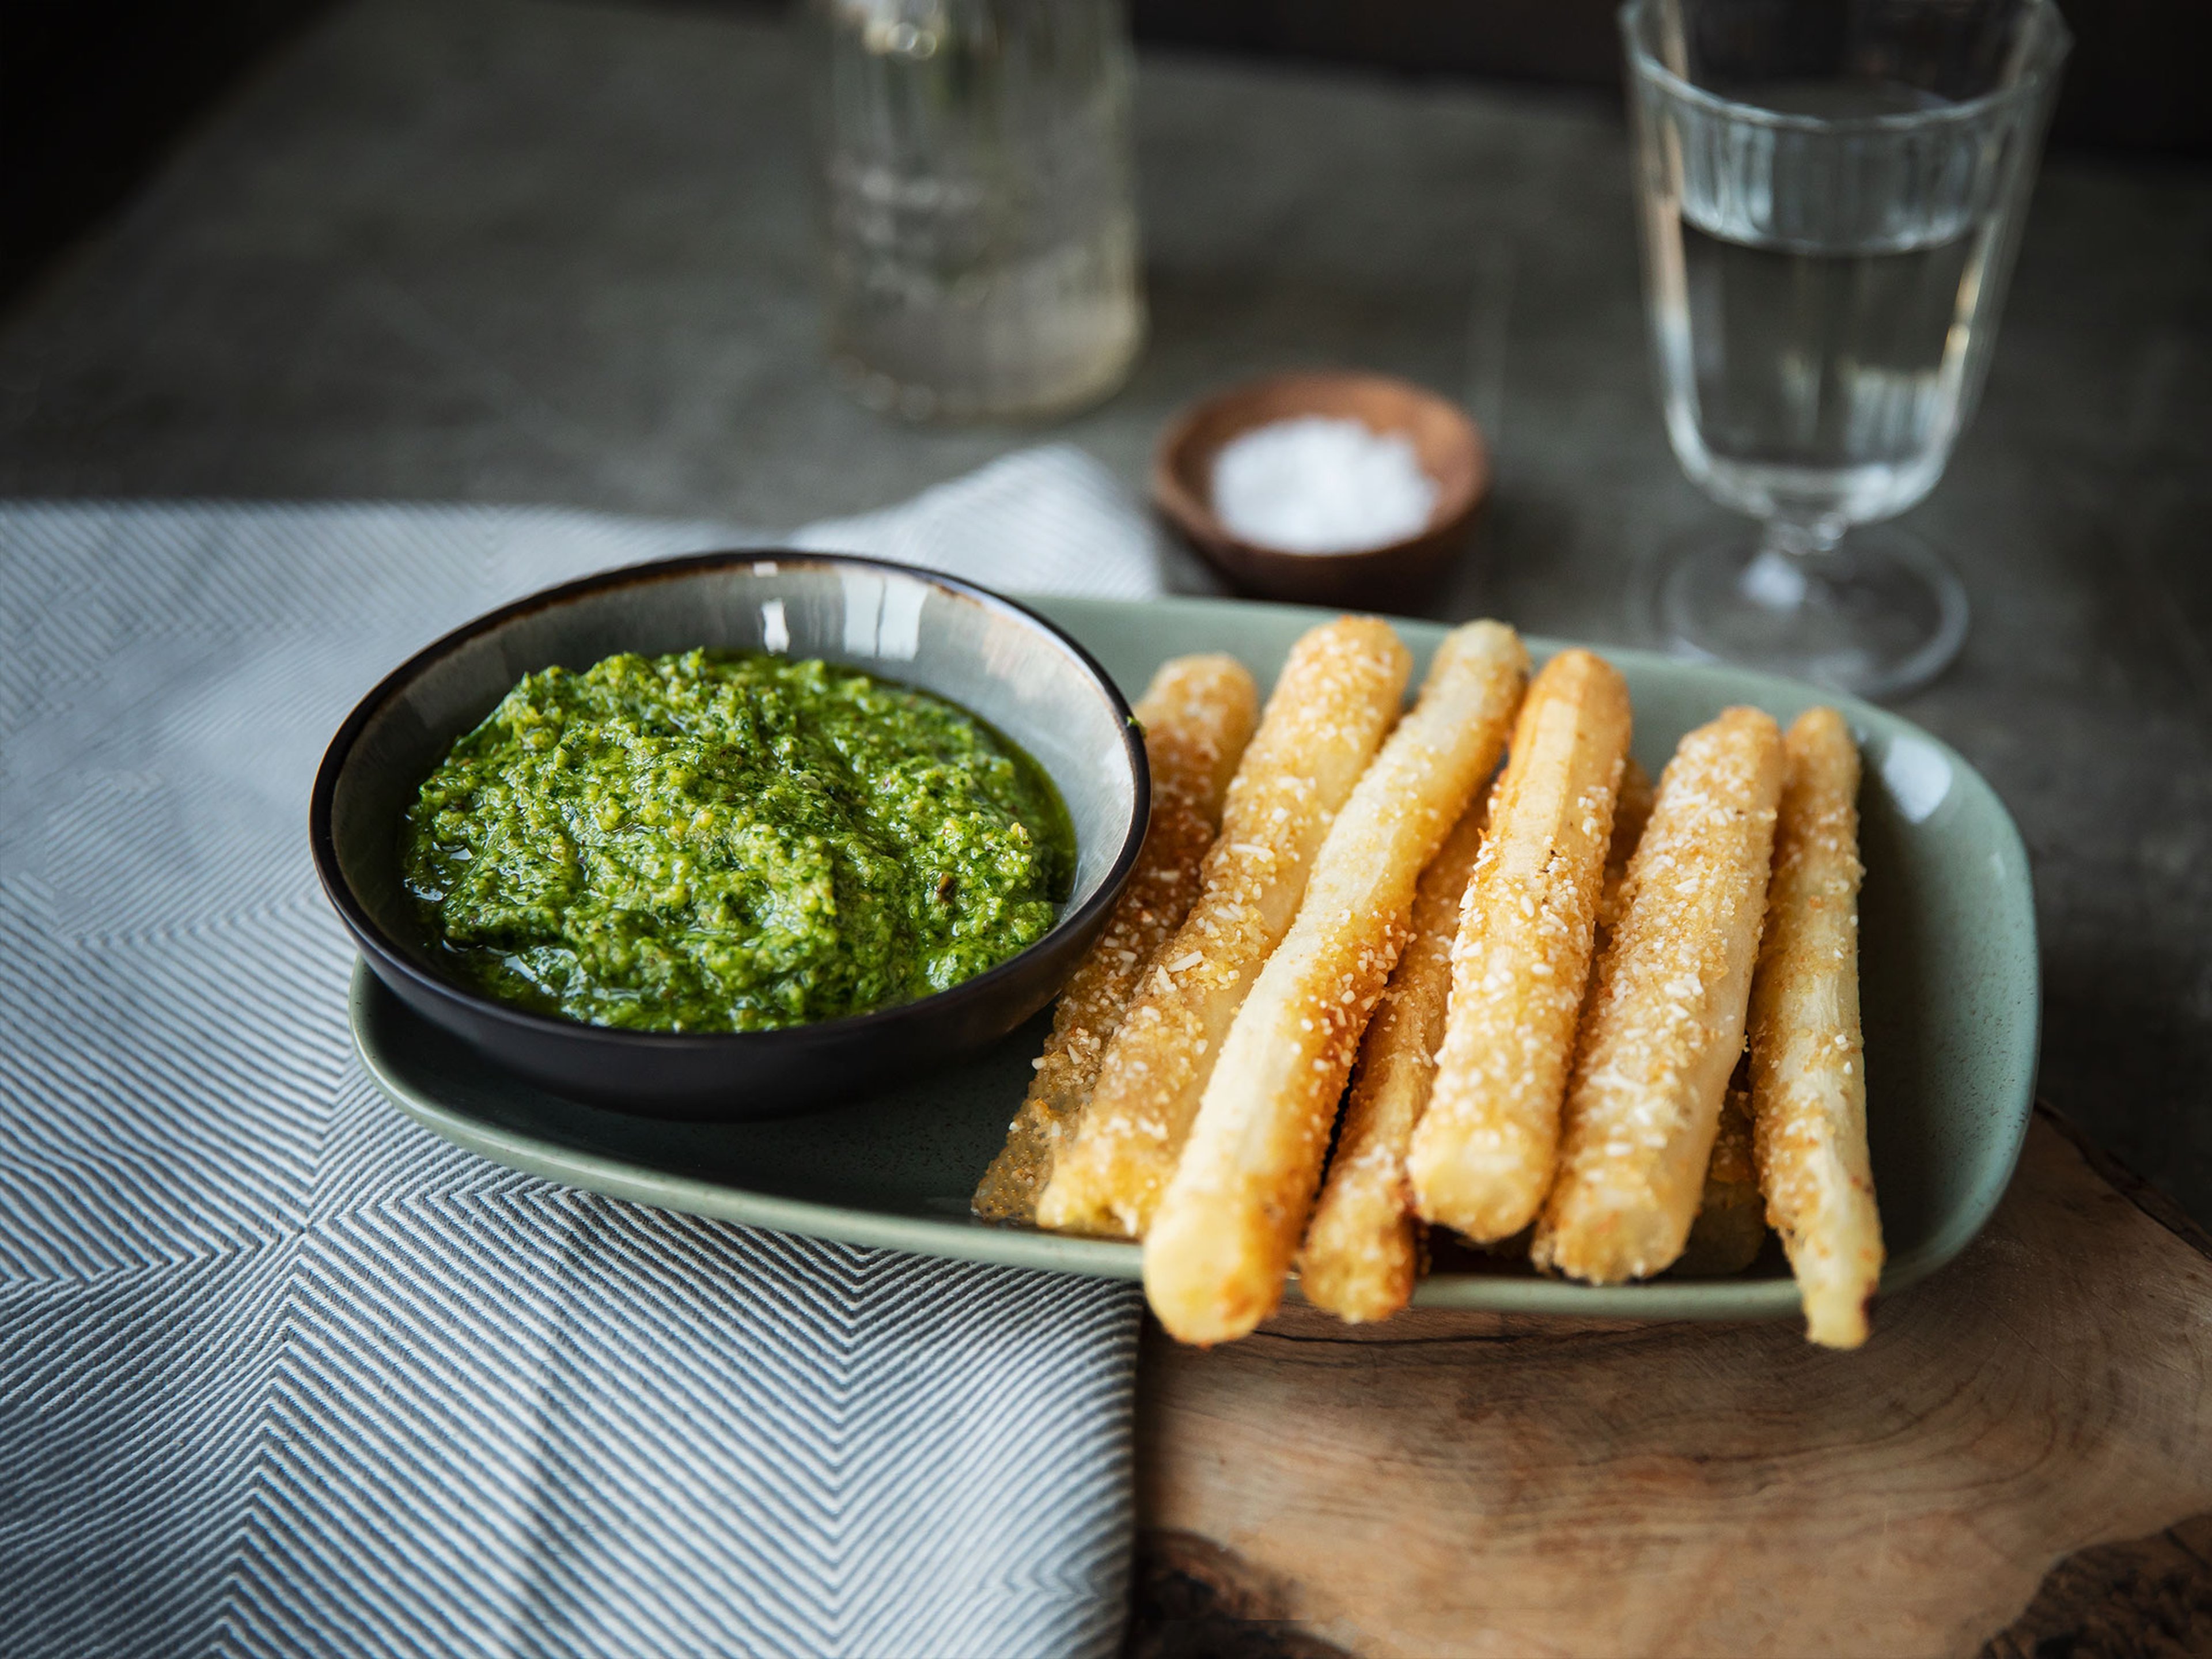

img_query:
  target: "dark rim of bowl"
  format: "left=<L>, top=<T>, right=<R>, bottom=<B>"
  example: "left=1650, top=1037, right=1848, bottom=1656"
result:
left=308, top=549, right=1152, bottom=1054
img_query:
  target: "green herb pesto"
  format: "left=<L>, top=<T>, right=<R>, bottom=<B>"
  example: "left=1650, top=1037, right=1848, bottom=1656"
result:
left=402, top=649, right=1074, bottom=1032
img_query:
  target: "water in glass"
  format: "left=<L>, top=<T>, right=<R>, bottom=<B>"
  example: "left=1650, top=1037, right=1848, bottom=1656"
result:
left=1649, top=84, right=2010, bottom=535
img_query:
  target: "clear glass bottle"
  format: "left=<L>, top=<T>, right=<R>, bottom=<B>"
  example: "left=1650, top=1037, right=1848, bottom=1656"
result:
left=809, top=0, right=1146, bottom=422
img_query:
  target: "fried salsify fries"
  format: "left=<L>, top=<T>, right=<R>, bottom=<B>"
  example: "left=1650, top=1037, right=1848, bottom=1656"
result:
left=1532, top=706, right=1783, bottom=1285
left=974, top=628, right=1886, bottom=1346
left=1033, top=617, right=1412, bottom=1239
left=1143, top=622, right=1529, bottom=1344
left=1747, top=707, right=1884, bottom=1348
left=1408, top=649, right=1633, bottom=1244
left=972, top=654, right=1259, bottom=1224
left=1296, top=787, right=1493, bottom=1323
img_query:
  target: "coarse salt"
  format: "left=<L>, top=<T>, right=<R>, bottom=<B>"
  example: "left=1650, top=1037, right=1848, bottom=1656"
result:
left=1210, top=415, right=1440, bottom=555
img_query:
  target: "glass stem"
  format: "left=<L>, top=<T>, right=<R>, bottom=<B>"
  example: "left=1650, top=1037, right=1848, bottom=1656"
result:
left=1760, top=510, right=1847, bottom=564
left=1740, top=511, right=1846, bottom=612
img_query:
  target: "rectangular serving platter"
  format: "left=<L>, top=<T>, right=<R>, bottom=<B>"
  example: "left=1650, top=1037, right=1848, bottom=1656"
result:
left=350, top=593, right=2039, bottom=1319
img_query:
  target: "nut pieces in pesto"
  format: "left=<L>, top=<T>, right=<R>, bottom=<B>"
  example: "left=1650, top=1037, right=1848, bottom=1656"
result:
left=402, top=648, right=1075, bottom=1032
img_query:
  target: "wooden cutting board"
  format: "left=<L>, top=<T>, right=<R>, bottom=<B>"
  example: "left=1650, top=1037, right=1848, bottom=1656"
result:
left=1130, top=1108, right=2212, bottom=1658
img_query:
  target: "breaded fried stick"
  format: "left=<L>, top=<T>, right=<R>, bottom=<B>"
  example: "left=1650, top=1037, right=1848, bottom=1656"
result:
left=972, top=654, right=1259, bottom=1223
left=1747, top=707, right=1883, bottom=1348
left=1408, top=649, right=1633, bottom=1244
left=1297, top=788, right=1493, bottom=1323
left=1034, top=618, right=1412, bottom=1239
left=1532, top=706, right=1783, bottom=1285
left=1145, top=622, right=1529, bottom=1344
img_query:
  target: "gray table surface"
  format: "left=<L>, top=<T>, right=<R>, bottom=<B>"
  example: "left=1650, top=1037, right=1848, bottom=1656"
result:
left=4, top=0, right=2209, bottom=1225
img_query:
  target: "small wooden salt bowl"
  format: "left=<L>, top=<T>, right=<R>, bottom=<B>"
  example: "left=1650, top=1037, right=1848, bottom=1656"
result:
left=1152, top=371, right=1490, bottom=608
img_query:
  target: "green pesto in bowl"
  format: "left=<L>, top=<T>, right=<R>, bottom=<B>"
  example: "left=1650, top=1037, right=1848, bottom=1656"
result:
left=400, top=648, right=1075, bottom=1033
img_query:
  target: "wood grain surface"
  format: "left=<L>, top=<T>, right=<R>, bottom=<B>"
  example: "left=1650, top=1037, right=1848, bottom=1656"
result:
left=1132, top=1109, right=2212, bottom=1657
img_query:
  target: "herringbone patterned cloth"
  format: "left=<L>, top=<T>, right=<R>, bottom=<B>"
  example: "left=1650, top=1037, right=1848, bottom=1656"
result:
left=0, top=448, right=1167, bottom=1658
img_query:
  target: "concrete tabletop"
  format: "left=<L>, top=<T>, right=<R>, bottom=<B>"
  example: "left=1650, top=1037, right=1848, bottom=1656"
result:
left=4, top=0, right=2209, bottom=1224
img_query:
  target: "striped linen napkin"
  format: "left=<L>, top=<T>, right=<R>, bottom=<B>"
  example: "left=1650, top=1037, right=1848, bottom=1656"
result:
left=0, top=447, right=1170, bottom=1658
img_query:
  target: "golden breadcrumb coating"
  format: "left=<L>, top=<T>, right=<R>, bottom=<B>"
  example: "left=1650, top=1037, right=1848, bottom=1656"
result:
left=972, top=654, right=1258, bottom=1223
left=1532, top=705, right=1783, bottom=1285
left=1034, top=618, right=1411, bottom=1239
left=1144, top=622, right=1529, bottom=1344
left=1297, top=787, right=1493, bottom=1322
left=1748, top=706, right=1883, bottom=1348
left=1408, top=649, right=1633, bottom=1243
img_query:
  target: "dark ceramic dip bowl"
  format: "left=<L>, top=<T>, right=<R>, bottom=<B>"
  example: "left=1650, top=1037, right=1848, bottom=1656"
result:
left=310, top=551, right=1149, bottom=1120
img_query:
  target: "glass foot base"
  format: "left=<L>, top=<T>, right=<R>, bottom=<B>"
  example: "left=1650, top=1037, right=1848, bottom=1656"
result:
left=1644, top=524, right=1969, bottom=699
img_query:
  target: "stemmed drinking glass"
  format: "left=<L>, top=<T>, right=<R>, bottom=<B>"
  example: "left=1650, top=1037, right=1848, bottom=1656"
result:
left=1623, top=0, right=2070, bottom=697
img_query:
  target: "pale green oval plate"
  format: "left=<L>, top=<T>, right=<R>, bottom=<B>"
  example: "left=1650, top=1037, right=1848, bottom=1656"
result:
left=351, top=594, right=2039, bottom=1319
